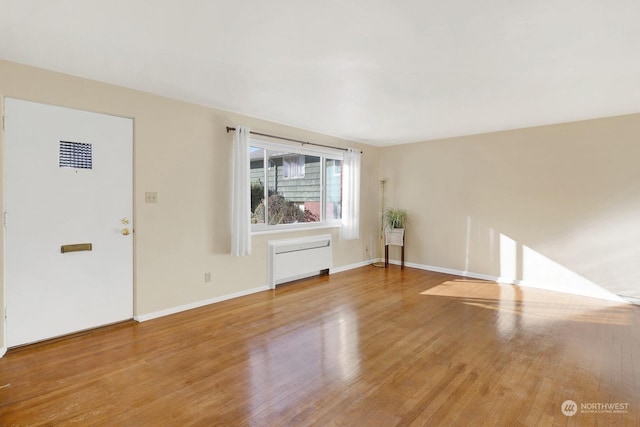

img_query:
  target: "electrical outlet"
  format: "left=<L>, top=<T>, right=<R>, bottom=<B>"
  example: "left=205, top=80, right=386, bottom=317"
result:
left=204, top=272, right=211, bottom=283
left=145, top=191, right=157, bottom=203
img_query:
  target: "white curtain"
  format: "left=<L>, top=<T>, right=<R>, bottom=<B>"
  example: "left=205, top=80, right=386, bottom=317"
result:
left=231, top=126, right=251, bottom=256
left=341, top=148, right=361, bottom=240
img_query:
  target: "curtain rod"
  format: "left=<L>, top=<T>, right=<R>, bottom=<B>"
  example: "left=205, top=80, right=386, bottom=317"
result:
left=226, top=126, right=362, bottom=153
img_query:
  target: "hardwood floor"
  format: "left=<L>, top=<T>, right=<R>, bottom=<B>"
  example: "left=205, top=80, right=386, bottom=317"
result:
left=1, top=266, right=639, bottom=426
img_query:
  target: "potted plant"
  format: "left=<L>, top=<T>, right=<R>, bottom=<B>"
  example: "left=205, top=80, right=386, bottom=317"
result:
left=384, top=208, right=407, bottom=246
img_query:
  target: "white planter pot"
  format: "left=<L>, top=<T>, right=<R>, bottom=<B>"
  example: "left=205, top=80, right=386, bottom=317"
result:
left=385, top=228, right=405, bottom=246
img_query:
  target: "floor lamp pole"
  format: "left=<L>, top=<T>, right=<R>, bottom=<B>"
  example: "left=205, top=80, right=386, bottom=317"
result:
left=372, top=180, right=386, bottom=268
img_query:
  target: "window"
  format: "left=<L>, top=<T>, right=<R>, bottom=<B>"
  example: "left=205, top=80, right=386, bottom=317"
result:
left=283, top=155, right=305, bottom=179
left=250, top=140, right=343, bottom=230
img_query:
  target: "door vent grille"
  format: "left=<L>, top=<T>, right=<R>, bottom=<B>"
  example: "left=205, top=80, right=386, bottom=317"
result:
left=60, top=141, right=92, bottom=169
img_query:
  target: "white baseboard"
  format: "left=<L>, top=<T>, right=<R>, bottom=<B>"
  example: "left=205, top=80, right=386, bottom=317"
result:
left=389, top=259, right=627, bottom=303
left=331, top=258, right=380, bottom=274
left=136, top=256, right=629, bottom=324
left=621, top=296, right=640, bottom=305
left=0, top=346, right=6, bottom=358
left=134, top=260, right=378, bottom=323
left=134, top=285, right=270, bottom=322
left=387, top=259, right=490, bottom=279
left=400, top=260, right=512, bottom=283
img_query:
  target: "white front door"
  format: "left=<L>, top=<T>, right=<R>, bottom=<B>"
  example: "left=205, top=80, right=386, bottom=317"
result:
left=4, top=98, right=133, bottom=347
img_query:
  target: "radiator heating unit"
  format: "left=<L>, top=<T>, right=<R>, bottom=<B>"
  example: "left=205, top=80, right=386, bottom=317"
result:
left=267, top=234, right=332, bottom=288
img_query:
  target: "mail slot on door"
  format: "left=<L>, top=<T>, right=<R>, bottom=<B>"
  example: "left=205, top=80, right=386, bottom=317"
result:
left=60, top=243, right=93, bottom=254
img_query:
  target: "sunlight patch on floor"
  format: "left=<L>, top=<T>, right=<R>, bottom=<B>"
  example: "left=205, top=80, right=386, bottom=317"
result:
left=421, top=280, right=632, bottom=326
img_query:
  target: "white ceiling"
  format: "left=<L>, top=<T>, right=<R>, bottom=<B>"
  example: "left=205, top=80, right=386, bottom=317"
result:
left=1, top=1, right=639, bottom=146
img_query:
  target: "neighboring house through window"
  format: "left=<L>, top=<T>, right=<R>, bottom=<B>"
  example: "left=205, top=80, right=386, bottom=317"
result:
left=249, top=140, right=343, bottom=230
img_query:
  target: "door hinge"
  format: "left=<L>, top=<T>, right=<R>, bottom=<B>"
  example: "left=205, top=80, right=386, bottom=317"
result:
left=3, top=212, right=6, bottom=227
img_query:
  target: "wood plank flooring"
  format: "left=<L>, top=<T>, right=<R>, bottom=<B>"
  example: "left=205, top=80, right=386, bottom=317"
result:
left=1, top=266, right=639, bottom=426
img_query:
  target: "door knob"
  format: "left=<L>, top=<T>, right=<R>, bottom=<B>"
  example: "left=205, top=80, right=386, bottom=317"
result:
left=122, top=228, right=131, bottom=236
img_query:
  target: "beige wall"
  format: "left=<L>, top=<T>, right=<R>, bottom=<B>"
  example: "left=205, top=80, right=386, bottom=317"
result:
left=380, top=115, right=640, bottom=300
left=0, top=60, right=380, bottom=348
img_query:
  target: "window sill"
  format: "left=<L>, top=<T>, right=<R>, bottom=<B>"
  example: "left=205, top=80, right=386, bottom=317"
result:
left=252, top=222, right=341, bottom=236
